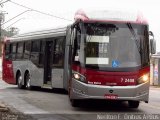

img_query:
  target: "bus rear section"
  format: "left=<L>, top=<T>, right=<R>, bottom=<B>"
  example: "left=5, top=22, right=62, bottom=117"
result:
left=67, top=10, right=150, bottom=108
left=2, top=40, right=16, bottom=84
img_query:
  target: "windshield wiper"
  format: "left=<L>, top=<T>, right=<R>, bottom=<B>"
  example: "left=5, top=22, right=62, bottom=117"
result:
left=126, top=23, right=141, bottom=54
left=126, top=23, right=143, bottom=65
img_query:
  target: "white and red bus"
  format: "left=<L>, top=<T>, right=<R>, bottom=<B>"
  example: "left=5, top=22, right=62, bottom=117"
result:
left=2, top=10, right=155, bottom=108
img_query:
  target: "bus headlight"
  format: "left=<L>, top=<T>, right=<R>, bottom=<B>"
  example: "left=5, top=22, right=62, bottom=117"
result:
left=73, top=73, right=80, bottom=79
left=72, top=71, right=86, bottom=83
left=137, top=73, right=150, bottom=84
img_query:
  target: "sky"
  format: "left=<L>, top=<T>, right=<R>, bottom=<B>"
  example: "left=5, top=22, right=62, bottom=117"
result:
left=1, top=0, right=160, bottom=51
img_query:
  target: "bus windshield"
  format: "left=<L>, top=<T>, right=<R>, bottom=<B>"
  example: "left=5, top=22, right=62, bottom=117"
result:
left=73, top=22, right=149, bottom=71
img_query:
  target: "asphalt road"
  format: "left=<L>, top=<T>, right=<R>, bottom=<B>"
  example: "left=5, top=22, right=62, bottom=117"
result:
left=0, top=79, right=160, bottom=120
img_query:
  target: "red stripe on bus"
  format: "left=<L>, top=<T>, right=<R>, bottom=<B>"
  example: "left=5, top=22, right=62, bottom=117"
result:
left=72, top=64, right=149, bottom=86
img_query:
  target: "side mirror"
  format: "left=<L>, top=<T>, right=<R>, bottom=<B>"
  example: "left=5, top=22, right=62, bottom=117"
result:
left=149, top=31, right=156, bottom=54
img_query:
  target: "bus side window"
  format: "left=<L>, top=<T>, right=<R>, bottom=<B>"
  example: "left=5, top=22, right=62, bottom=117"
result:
left=17, top=42, right=24, bottom=59
left=52, top=37, right=65, bottom=68
left=30, top=40, right=40, bottom=65
left=5, top=43, right=11, bottom=60
left=24, top=41, right=31, bottom=59
left=11, top=43, right=17, bottom=60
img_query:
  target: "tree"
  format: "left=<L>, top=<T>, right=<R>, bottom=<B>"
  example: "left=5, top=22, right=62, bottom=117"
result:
left=0, top=27, right=19, bottom=56
left=1, top=27, right=19, bottom=38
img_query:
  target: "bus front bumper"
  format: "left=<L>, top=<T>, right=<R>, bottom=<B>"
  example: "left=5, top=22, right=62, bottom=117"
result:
left=70, top=79, right=149, bottom=102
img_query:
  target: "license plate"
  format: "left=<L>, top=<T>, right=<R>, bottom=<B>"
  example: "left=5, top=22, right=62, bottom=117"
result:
left=104, top=94, right=118, bottom=100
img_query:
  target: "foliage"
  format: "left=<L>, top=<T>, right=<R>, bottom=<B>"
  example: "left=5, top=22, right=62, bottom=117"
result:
left=1, top=27, right=19, bottom=38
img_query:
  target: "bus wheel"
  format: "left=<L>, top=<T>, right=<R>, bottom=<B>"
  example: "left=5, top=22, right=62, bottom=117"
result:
left=69, top=87, right=79, bottom=107
left=25, top=73, right=32, bottom=90
left=128, top=101, right=140, bottom=108
left=70, top=99, right=80, bottom=107
left=17, top=73, right=25, bottom=89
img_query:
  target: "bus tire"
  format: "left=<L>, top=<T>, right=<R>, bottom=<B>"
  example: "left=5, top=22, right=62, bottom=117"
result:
left=128, top=101, right=140, bottom=108
left=68, top=86, right=79, bottom=107
left=70, top=99, right=80, bottom=107
left=25, top=73, right=32, bottom=90
left=17, top=73, right=25, bottom=89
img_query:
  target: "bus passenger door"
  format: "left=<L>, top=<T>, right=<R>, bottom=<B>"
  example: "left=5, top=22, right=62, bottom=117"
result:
left=44, top=40, right=53, bottom=85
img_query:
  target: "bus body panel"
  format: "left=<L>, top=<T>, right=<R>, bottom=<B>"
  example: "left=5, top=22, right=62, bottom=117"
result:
left=72, top=65, right=149, bottom=86
left=70, top=80, right=149, bottom=101
left=2, top=59, right=16, bottom=84
left=12, top=61, right=44, bottom=87
left=26, top=61, right=44, bottom=87
left=70, top=65, right=150, bottom=102
left=63, top=45, right=70, bottom=90
left=52, top=68, right=64, bottom=88
left=63, top=26, right=72, bottom=90
left=12, top=61, right=25, bottom=85
left=11, top=60, right=65, bottom=88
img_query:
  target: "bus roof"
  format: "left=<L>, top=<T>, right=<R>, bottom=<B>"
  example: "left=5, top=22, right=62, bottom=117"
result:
left=7, top=26, right=67, bottom=42
left=74, top=9, right=148, bottom=24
